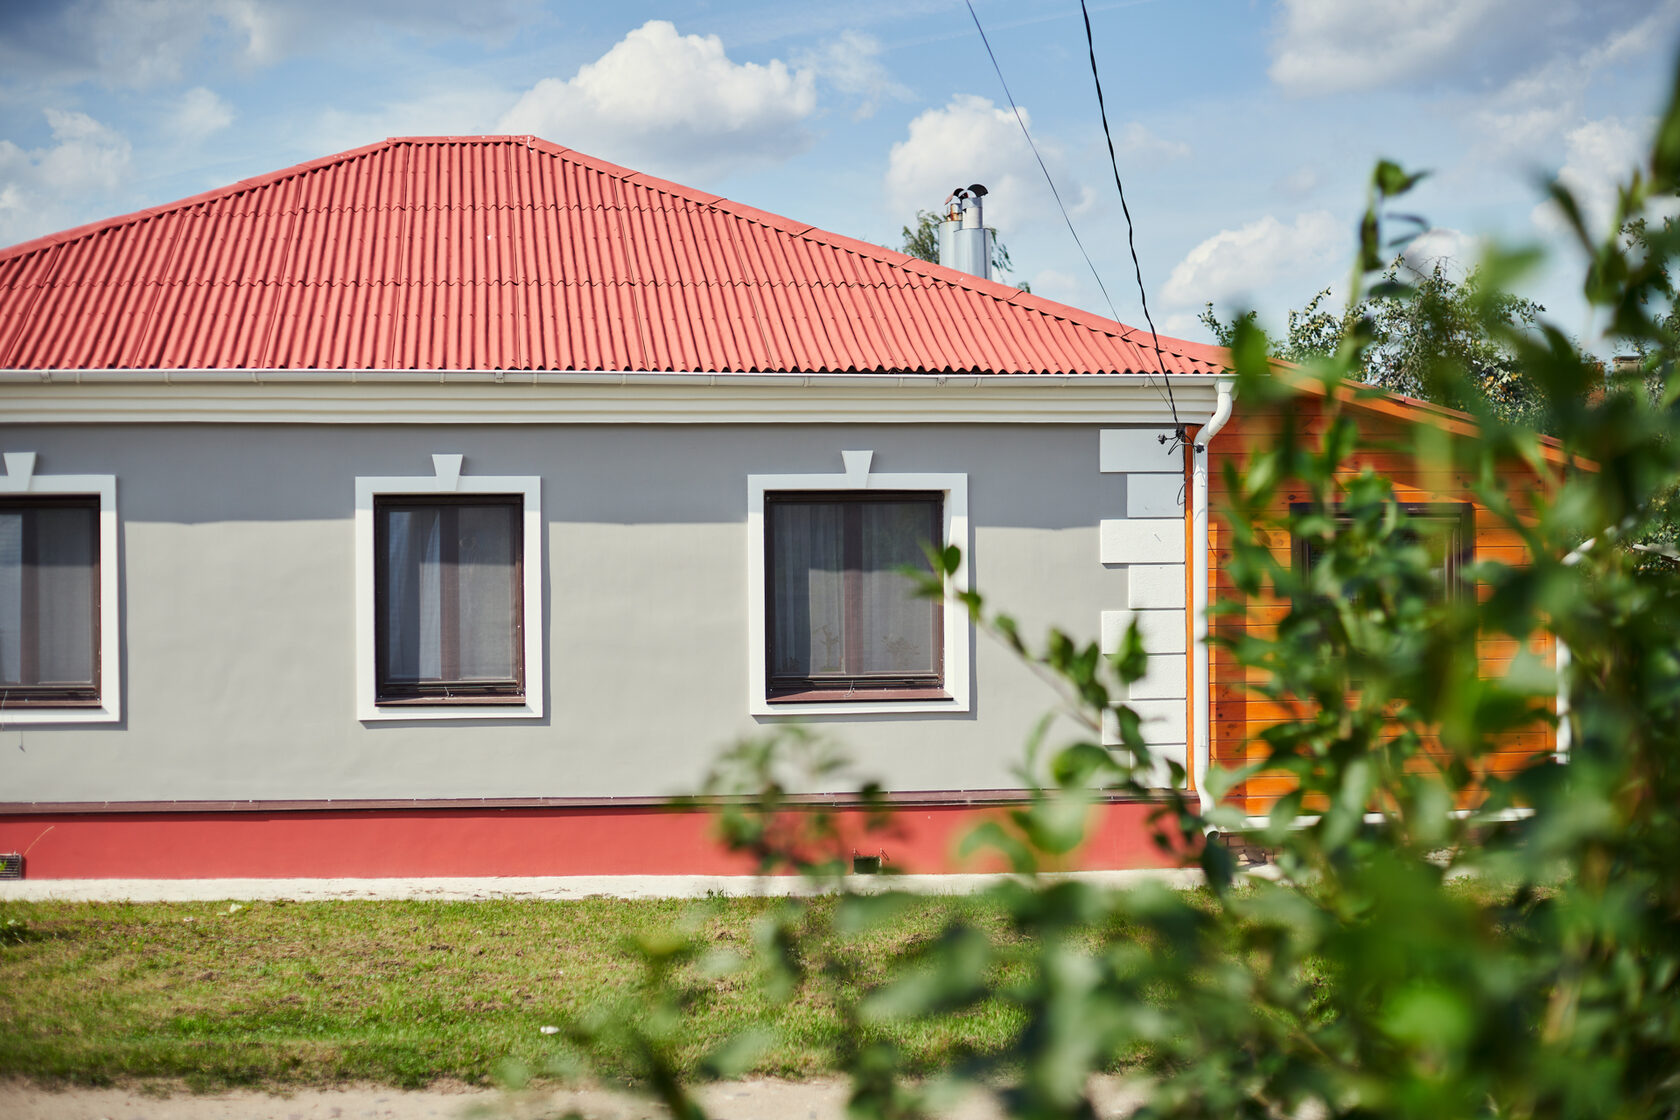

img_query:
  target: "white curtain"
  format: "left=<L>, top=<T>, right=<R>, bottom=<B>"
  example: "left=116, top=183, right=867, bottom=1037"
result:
left=770, top=499, right=936, bottom=680
left=33, top=506, right=95, bottom=685
left=771, top=502, right=844, bottom=677
left=0, top=506, right=96, bottom=688
left=382, top=504, right=517, bottom=684
left=383, top=508, right=443, bottom=682
left=857, top=502, right=935, bottom=675
left=454, top=504, right=517, bottom=681
left=0, top=512, right=19, bottom=685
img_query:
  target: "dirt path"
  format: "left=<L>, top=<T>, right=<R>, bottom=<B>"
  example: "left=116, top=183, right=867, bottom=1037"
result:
left=0, top=1077, right=1148, bottom=1119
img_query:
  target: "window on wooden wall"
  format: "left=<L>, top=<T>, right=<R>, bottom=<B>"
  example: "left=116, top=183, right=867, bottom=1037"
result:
left=1291, top=501, right=1475, bottom=601
left=0, top=495, right=101, bottom=706
left=764, top=491, right=943, bottom=701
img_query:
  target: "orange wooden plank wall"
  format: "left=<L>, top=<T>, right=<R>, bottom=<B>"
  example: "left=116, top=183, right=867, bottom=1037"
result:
left=1205, top=396, right=1556, bottom=814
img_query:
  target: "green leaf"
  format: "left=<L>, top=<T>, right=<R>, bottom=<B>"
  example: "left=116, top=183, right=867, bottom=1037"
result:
left=1373, top=159, right=1428, bottom=198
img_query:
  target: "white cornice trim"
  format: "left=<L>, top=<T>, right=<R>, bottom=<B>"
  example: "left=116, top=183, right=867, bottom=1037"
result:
left=0, top=370, right=1220, bottom=425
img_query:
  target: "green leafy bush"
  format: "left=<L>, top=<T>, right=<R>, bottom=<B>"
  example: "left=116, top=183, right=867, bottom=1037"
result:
left=555, top=68, right=1680, bottom=1120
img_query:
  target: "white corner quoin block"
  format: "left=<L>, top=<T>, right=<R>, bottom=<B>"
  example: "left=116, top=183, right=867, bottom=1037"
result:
left=1126, top=654, right=1188, bottom=700
left=1126, top=473, right=1186, bottom=518
left=1100, top=428, right=1183, bottom=474
left=1101, top=608, right=1187, bottom=656
left=1102, top=704, right=1190, bottom=777
left=1100, top=518, right=1185, bottom=566
left=1126, top=563, right=1186, bottom=610
left=1124, top=699, right=1189, bottom=744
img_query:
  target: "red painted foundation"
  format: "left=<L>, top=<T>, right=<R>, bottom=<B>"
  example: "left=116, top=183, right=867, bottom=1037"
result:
left=0, top=800, right=1185, bottom=879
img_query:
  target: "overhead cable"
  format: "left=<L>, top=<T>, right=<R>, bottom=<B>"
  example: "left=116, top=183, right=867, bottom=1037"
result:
left=962, top=0, right=1181, bottom=426
left=1079, top=0, right=1181, bottom=433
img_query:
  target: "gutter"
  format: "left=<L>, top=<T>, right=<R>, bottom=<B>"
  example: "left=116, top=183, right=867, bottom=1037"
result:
left=0, top=368, right=1223, bottom=389
left=1190, top=378, right=1236, bottom=814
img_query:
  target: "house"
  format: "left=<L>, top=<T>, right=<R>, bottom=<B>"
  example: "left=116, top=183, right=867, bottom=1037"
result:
left=0, top=136, right=1552, bottom=881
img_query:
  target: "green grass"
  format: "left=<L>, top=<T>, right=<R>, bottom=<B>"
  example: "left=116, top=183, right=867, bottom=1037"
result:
left=0, top=895, right=1052, bottom=1090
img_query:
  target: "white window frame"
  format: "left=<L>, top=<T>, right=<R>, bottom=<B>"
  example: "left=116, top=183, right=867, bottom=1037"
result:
left=0, top=451, right=120, bottom=725
left=355, top=455, right=543, bottom=722
left=747, top=450, right=970, bottom=716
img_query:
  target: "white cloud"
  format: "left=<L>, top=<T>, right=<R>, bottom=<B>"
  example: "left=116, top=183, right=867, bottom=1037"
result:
left=0, top=0, right=536, bottom=88
left=1268, top=0, right=1669, bottom=96
left=1027, top=268, right=1082, bottom=304
left=1117, top=121, right=1190, bottom=162
left=0, top=109, right=133, bottom=246
left=1400, top=226, right=1483, bottom=276
left=1163, top=210, right=1344, bottom=308
left=884, top=94, right=1093, bottom=239
left=797, top=30, right=911, bottom=120
left=1270, top=0, right=1511, bottom=94
left=1162, top=311, right=1206, bottom=340
left=1275, top=165, right=1322, bottom=200
left=1461, top=2, right=1680, bottom=173
left=1532, top=116, right=1648, bottom=238
left=306, top=85, right=517, bottom=158
left=169, top=87, right=235, bottom=141
left=496, top=20, right=817, bottom=182
left=0, top=0, right=270, bottom=89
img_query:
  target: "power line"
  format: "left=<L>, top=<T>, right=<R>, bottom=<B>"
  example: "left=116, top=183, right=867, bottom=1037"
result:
left=1079, top=0, right=1181, bottom=433
left=962, top=0, right=1181, bottom=430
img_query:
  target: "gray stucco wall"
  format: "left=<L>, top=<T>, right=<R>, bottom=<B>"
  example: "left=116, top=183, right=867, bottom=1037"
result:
left=0, top=422, right=1174, bottom=802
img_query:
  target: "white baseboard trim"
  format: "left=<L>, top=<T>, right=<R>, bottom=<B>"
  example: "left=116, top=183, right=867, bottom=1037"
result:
left=0, top=869, right=1207, bottom=902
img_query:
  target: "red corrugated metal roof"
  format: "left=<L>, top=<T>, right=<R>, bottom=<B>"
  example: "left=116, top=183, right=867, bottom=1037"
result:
left=0, top=136, right=1228, bottom=375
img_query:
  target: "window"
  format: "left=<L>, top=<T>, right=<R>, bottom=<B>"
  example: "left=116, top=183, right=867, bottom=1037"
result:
left=355, top=458, right=542, bottom=721
left=0, top=454, right=119, bottom=724
left=1, top=496, right=100, bottom=706
left=1292, top=501, right=1474, bottom=600
left=747, top=451, right=969, bottom=715
left=374, top=495, right=523, bottom=704
left=765, top=492, right=943, bottom=700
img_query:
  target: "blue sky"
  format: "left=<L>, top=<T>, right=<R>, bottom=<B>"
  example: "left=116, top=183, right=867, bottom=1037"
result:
left=3, top=0, right=1678, bottom=347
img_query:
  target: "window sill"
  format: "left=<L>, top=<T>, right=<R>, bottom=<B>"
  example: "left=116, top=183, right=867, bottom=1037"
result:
left=0, top=695, right=102, bottom=707
left=0, top=699, right=119, bottom=725
left=752, top=688, right=968, bottom=718
left=375, top=693, right=527, bottom=707
left=358, top=698, right=542, bottom=722
left=768, top=687, right=951, bottom=703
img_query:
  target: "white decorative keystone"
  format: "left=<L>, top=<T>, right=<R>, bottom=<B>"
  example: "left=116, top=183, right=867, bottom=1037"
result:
left=1, top=452, right=37, bottom=491
left=841, top=449, right=874, bottom=485
left=431, top=453, right=464, bottom=492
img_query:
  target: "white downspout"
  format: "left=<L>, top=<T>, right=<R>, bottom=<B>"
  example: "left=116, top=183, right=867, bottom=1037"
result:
left=1555, top=539, right=1592, bottom=765
left=1191, top=378, right=1235, bottom=814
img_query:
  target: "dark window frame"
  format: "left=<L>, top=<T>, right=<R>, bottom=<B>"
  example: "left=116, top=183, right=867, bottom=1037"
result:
left=1291, top=501, right=1475, bottom=601
left=372, top=493, right=525, bottom=706
left=763, top=489, right=946, bottom=703
left=0, top=494, right=102, bottom=708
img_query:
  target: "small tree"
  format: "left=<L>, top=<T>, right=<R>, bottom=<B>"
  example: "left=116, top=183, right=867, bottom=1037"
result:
left=1200, top=260, right=1546, bottom=426
left=540, top=72, right=1680, bottom=1120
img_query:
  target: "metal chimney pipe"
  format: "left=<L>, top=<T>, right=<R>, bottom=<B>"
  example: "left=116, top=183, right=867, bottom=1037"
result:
left=937, top=184, right=992, bottom=280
